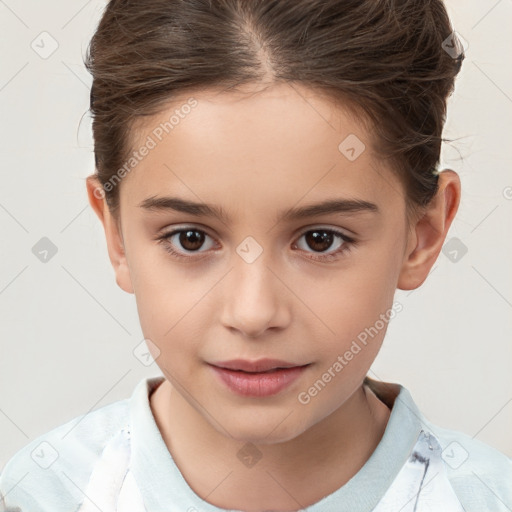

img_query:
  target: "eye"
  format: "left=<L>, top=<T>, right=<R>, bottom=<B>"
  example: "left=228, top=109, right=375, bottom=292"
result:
left=156, top=227, right=216, bottom=260
left=293, top=227, right=355, bottom=262
left=155, top=225, right=356, bottom=263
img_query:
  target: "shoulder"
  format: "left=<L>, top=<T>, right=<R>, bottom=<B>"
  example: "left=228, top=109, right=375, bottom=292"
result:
left=372, top=378, right=512, bottom=511
left=423, top=418, right=512, bottom=511
left=0, top=397, right=130, bottom=511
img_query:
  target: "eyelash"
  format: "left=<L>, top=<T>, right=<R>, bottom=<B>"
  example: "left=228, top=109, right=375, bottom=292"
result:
left=155, top=226, right=356, bottom=263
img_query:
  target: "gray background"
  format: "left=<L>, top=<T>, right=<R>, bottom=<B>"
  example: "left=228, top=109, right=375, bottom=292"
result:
left=1, top=0, right=511, bottom=470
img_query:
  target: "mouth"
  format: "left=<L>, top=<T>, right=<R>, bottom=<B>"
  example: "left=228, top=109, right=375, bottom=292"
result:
left=207, top=359, right=311, bottom=397
left=209, top=358, right=310, bottom=373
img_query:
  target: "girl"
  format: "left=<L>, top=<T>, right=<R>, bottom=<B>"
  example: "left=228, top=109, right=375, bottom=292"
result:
left=1, top=0, right=510, bottom=511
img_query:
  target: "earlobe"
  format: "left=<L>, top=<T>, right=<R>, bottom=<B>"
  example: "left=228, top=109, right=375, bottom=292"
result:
left=397, top=170, right=461, bottom=291
left=86, top=176, right=134, bottom=295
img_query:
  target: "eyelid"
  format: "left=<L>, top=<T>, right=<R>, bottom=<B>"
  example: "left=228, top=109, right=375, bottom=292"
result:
left=295, top=223, right=354, bottom=238
left=157, top=223, right=356, bottom=264
left=155, top=223, right=217, bottom=240
left=157, top=223, right=354, bottom=243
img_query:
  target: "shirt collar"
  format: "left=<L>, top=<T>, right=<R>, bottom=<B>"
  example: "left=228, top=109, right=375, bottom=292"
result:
left=129, top=375, right=430, bottom=512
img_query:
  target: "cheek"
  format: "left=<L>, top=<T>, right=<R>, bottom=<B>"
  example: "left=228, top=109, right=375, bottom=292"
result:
left=127, top=247, right=183, bottom=337
left=291, top=253, right=398, bottom=364
left=301, top=258, right=396, bottom=327
left=129, top=254, right=218, bottom=361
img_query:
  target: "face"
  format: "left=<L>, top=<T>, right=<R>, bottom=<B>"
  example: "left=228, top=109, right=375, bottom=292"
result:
left=98, top=83, right=415, bottom=443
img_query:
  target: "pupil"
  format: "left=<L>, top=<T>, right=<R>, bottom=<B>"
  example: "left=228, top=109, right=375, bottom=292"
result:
left=306, top=231, right=332, bottom=252
left=180, top=230, right=204, bottom=251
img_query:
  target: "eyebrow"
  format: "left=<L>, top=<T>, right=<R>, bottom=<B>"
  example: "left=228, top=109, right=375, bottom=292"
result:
left=138, top=195, right=380, bottom=223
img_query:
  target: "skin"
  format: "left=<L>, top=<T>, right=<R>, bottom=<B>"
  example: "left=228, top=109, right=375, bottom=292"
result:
left=86, top=82, right=460, bottom=511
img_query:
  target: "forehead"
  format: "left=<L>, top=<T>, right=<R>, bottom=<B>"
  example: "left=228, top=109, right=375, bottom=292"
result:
left=120, top=83, right=404, bottom=217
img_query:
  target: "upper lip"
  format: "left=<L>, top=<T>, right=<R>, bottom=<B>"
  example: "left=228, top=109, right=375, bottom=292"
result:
left=210, top=358, right=308, bottom=373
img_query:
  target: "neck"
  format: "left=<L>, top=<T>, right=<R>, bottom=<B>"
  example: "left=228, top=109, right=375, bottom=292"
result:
left=150, top=378, right=390, bottom=511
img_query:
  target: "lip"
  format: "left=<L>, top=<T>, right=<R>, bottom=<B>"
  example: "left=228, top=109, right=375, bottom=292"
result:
left=208, top=359, right=310, bottom=397
left=210, top=358, right=306, bottom=373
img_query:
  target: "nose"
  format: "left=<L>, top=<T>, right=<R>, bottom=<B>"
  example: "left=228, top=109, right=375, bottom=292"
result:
left=220, top=248, right=290, bottom=339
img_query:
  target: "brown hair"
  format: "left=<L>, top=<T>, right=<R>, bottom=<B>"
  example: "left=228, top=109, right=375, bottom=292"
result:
left=84, top=0, right=464, bottom=225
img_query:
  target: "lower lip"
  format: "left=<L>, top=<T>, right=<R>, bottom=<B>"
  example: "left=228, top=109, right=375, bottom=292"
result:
left=209, top=364, right=309, bottom=397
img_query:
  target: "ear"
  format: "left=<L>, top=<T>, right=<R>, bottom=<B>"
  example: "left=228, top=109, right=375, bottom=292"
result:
left=397, top=169, right=461, bottom=290
left=86, top=175, right=134, bottom=294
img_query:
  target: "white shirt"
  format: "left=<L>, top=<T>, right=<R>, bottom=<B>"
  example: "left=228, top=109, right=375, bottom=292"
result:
left=1, top=376, right=511, bottom=511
